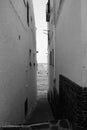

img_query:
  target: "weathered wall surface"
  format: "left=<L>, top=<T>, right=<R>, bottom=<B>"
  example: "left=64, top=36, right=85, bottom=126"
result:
left=0, top=0, right=36, bottom=125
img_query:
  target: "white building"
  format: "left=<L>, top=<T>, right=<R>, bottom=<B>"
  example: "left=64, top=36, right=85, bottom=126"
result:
left=46, top=0, right=87, bottom=129
left=0, top=0, right=37, bottom=125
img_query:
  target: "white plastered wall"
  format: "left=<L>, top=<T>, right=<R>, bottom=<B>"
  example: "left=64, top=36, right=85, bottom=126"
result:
left=0, top=0, right=36, bottom=125
left=55, top=0, right=85, bottom=93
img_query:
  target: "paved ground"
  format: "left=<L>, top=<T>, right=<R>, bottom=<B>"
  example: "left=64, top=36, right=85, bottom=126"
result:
left=37, top=63, right=48, bottom=97
left=0, top=94, right=72, bottom=130
left=0, top=94, right=55, bottom=130
left=25, top=95, right=54, bottom=125
left=0, top=63, right=72, bottom=129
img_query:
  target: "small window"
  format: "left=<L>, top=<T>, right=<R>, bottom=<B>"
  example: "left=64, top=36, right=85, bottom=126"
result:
left=50, top=49, right=54, bottom=66
left=48, top=0, right=50, bottom=13
left=46, top=0, right=50, bottom=22
left=48, top=32, right=50, bottom=42
left=27, top=1, right=29, bottom=26
left=25, top=98, right=28, bottom=117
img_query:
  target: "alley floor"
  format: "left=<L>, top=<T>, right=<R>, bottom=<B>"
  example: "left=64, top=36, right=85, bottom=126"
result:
left=21, top=63, right=72, bottom=129
left=0, top=63, right=72, bottom=129
left=25, top=95, right=54, bottom=125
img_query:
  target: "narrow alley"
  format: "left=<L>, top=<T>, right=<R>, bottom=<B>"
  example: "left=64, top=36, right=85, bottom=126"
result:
left=20, top=63, right=72, bottom=130
left=25, top=63, right=54, bottom=125
left=0, top=0, right=86, bottom=130
left=0, top=63, right=72, bottom=130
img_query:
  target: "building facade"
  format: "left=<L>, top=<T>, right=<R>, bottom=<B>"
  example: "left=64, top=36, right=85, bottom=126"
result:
left=0, top=0, right=37, bottom=125
left=46, top=0, right=87, bottom=129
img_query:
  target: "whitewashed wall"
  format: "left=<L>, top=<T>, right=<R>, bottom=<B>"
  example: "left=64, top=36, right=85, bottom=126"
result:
left=0, top=0, right=36, bottom=125
left=55, top=0, right=87, bottom=92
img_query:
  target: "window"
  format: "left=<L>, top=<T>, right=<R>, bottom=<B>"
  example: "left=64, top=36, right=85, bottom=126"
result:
left=48, top=32, right=50, bottom=43
left=25, top=98, right=28, bottom=117
left=48, top=0, right=50, bottom=13
left=46, top=0, right=50, bottom=22
left=50, top=49, right=54, bottom=66
left=27, top=1, right=29, bottom=26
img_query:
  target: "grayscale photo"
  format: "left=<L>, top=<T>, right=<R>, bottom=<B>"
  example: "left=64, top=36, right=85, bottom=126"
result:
left=0, top=0, right=86, bottom=130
